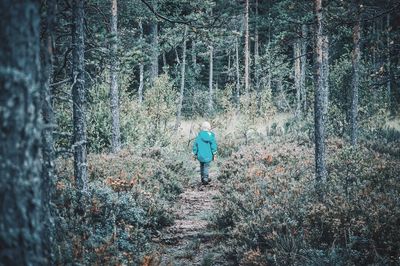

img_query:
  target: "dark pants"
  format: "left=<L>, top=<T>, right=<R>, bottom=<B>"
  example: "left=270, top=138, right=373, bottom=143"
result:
left=200, top=162, right=210, bottom=184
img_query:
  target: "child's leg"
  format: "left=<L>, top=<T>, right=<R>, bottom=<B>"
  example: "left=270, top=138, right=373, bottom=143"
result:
left=200, top=162, right=205, bottom=182
left=202, top=162, right=210, bottom=184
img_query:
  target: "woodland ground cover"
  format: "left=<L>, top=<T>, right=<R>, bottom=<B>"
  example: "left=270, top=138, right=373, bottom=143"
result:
left=54, top=147, right=194, bottom=264
left=53, top=110, right=400, bottom=265
left=212, top=129, right=400, bottom=265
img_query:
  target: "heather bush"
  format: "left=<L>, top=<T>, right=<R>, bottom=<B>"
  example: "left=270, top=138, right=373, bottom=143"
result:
left=54, top=147, right=194, bottom=264
left=213, top=138, right=400, bottom=265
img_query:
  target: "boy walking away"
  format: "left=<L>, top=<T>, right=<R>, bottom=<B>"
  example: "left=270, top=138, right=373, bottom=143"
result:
left=192, top=121, right=218, bottom=185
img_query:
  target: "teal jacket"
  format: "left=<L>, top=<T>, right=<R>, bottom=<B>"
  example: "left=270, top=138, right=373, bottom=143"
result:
left=192, top=130, right=218, bottom=163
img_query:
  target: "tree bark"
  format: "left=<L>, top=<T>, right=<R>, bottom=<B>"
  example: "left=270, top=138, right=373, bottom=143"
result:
left=386, top=13, right=393, bottom=113
left=254, top=0, right=260, bottom=93
left=162, top=52, right=167, bottom=72
left=40, top=0, right=57, bottom=261
left=0, top=1, right=44, bottom=264
left=294, top=39, right=301, bottom=117
left=138, top=20, right=144, bottom=103
left=209, top=45, right=214, bottom=114
left=314, top=0, right=328, bottom=183
left=192, top=40, right=197, bottom=70
left=110, top=0, right=121, bottom=153
left=301, top=24, right=308, bottom=112
left=235, top=36, right=240, bottom=104
left=350, top=0, right=361, bottom=146
left=175, top=26, right=188, bottom=130
left=150, top=1, right=159, bottom=84
left=72, top=0, right=88, bottom=192
left=244, top=0, right=250, bottom=96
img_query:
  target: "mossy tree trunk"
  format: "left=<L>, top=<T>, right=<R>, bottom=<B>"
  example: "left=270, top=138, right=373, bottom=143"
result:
left=40, top=0, right=57, bottom=261
left=72, top=0, right=88, bottom=192
left=0, top=1, right=45, bottom=264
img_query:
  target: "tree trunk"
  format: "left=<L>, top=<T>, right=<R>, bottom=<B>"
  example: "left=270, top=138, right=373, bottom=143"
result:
left=72, top=0, right=88, bottom=192
left=40, top=0, right=57, bottom=261
left=294, top=39, right=301, bottom=117
left=386, top=13, right=393, bottom=113
left=235, top=36, right=240, bottom=104
left=209, top=45, right=214, bottom=114
left=175, top=25, right=188, bottom=130
left=138, top=20, right=144, bottom=103
left=255, top=0, right=261, bottom=110
left=150, top=2, right=159, bottom=85
left=314, top=0, right=328, bottom=183
left=110, top=0, right=121, bottom=153
left=350, top=0, right=361, bottom=146
left=0, top=1, right=44, bottom=264
left=254, top=0, right=260, bottom=92
left=301, top=24, right=308, bottom=112
left=162, top=52, right=167, bottom=72
left=192, top=40, right=197, bottom=70
left=244, top=0, right=250, bottom=96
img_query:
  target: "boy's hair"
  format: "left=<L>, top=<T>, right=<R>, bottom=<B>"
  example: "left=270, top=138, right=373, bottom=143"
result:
left=201, top=121, right=211, bottom=131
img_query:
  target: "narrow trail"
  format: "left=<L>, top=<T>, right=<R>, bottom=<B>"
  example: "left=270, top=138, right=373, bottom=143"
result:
left=152, top=171, right=224, bottom=265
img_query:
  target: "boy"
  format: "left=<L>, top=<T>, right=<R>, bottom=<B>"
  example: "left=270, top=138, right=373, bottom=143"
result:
left=192, top=121, right=218, bottom=185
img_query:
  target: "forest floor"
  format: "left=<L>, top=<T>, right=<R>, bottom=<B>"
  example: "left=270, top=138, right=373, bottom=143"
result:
left=150, top=165, right=226, bottom=266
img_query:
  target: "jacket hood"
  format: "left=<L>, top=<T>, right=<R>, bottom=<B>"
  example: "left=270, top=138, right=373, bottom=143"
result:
left=199, top=130, right=213, bottom=142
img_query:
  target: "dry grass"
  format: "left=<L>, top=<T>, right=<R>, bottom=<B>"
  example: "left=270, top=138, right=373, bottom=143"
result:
left=176, top=112, right=294, bottom=141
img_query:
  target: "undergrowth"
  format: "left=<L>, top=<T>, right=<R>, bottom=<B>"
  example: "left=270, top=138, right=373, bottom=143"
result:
left=54, top=147, right=194, bottom=264
left=213, top=136, right=400, bottom=265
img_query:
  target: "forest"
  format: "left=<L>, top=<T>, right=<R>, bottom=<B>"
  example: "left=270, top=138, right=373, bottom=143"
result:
left=0, top=0, right=400, bottom=265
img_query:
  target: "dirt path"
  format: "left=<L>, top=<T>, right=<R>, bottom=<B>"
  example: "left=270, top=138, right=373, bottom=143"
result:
left=152, top=172, right=224, bottom=265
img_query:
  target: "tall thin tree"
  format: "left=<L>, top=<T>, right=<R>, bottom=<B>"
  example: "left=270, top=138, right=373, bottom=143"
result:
left=0, top=0, right=44, bottom=264
left=314, top=0, right=329, bottom=183
left=175, top=25, right=188, bottom=129
left=72, top=0, right=88, bottom=192
left=40, top=0, right=57, bottom=261
left=294, top=39, right=301, bottom=117
left=301, top=24, right=308, bottom=112
left=244, top=0, right=250, bottom=96
left=254, top=0, right=260, bottom=93
left=235, top=35, right=240, bottom=104
left=110, top=0, right=121, bottom=153
left=150, top=0, right=159, bottom=84
left=350, top=0, right=361, bottom=146
left=138, top=19, right=144, bottom=103
left=209, top=44, right=214, bottom=114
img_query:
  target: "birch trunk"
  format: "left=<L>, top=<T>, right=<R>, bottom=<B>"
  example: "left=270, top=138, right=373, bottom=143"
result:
left=72, top=0, right=88, bottom=192
left=110, top=0, right=121, bottom=153
left=0, top=1, right=44, bottom=263
left=175, top=26, right=188, bottom=130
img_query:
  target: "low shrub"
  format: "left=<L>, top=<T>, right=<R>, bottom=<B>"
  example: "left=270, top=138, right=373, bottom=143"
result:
left=54, top=147, right=193, bottom=264
left=213, top=138, right=400, bottom=265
